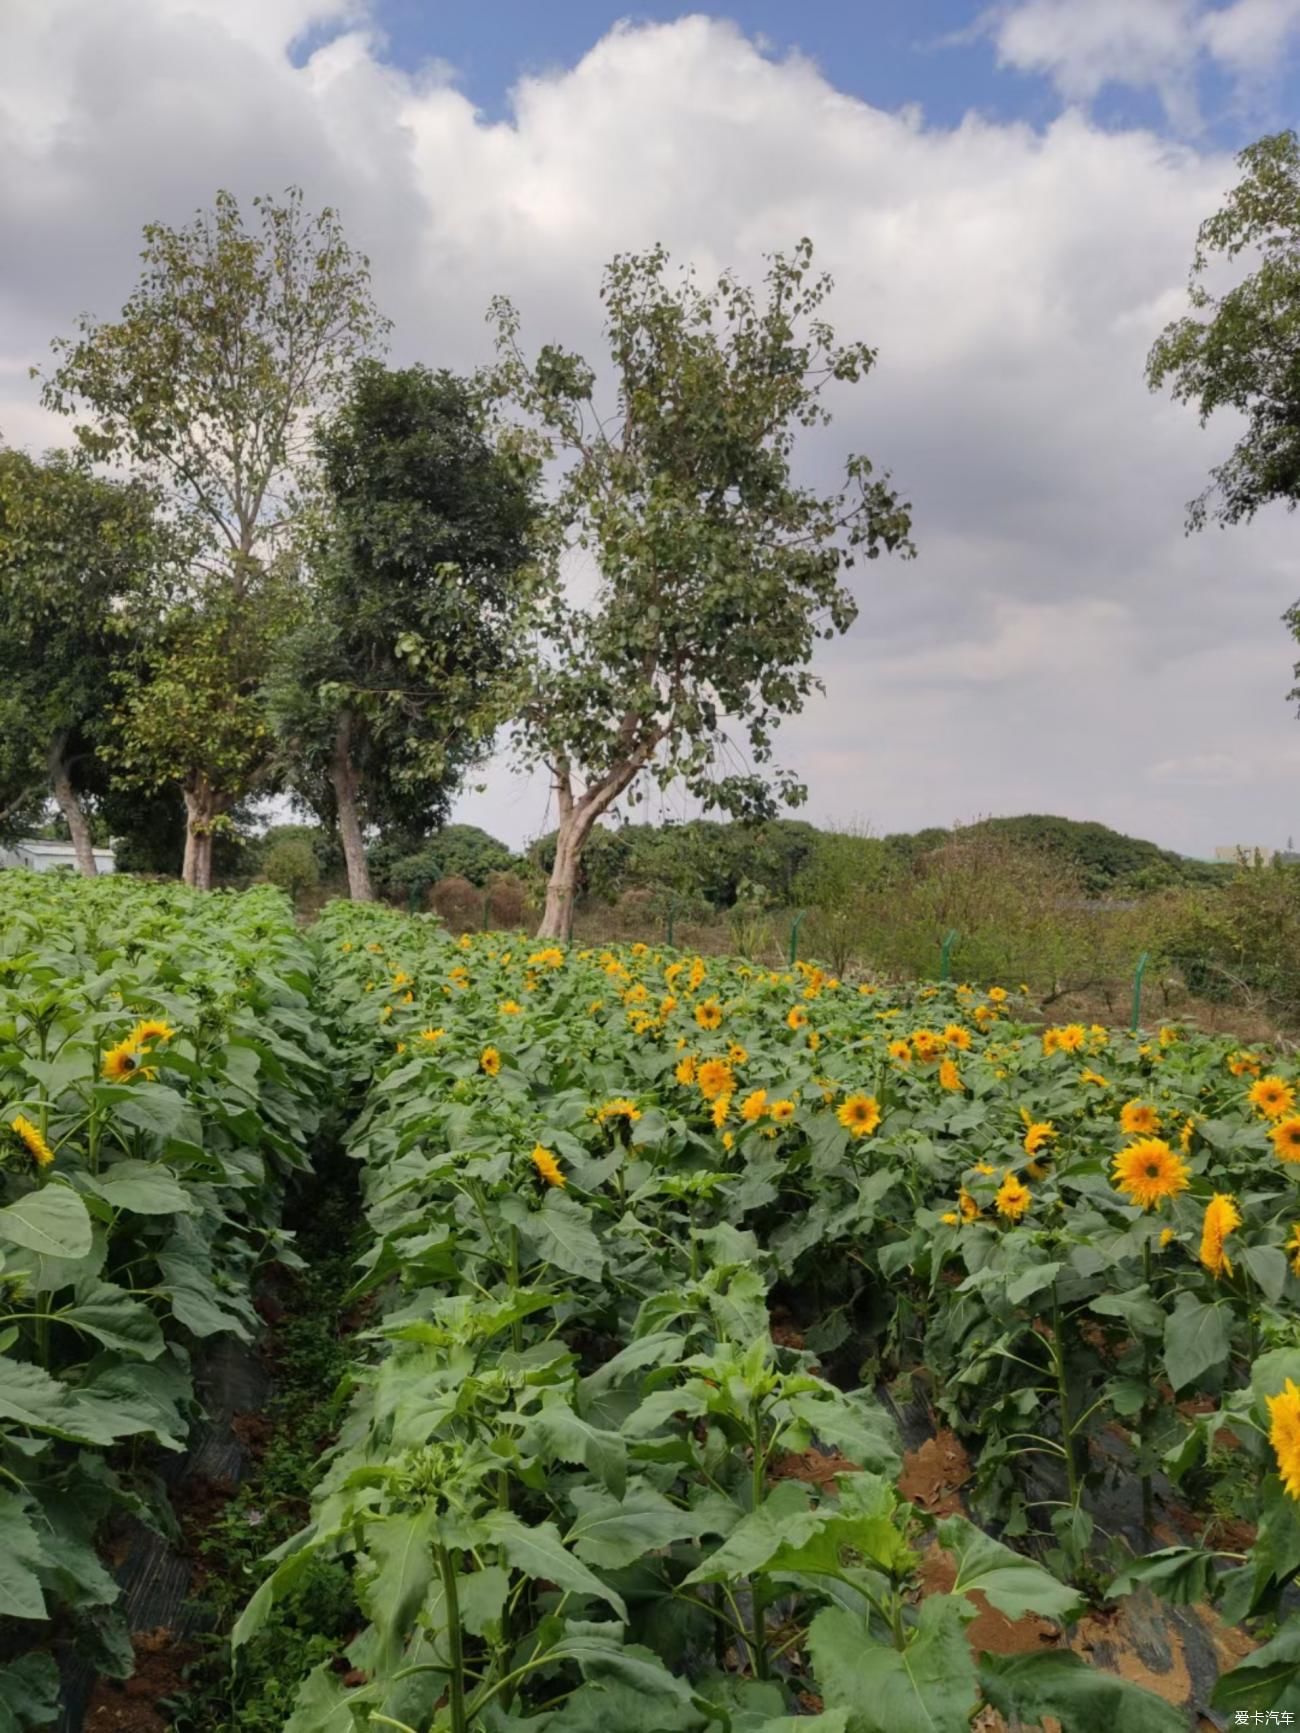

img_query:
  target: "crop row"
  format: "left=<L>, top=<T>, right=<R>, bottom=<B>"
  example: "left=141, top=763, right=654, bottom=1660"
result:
left=0, top=872, right=329, bottom=1723
left=235, top=901, right=1297, bottom=1730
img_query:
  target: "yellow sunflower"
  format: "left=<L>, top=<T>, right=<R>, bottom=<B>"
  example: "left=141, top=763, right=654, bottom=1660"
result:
left=786, top=1007, right=808, bottom=1031
left=727, top=1043, right=749, bottom=1066
left=130, top=1017, right=176, bottom=1046
left=102, top=1038, right=148, bottom=1083
left=596, top=1097, right=641, bottom=1125
left=1022, top=1119, right=1056, bottom=1157
left=769, top=1099, right=796, bottom=1124
left=959, top=1187, right=980, bottom=1222
left=530, top=1144, right=566, bottom=1188
left=1268, top=1379, right=1300, bottom=1500
left=1111, top=1138, right=1191, bottom=1211
left=1199, top=1193, right=1240, bottom=1280
left=995, top=1172, right=1031, bottom=1221
left=1271, top=1117, right=1300, bottom=1164
left=1250, top=1076, right=1296, bottom=1120
left=1119, top=1100, right=1161, bottom=1136
left=837, top=1094, right=881, bottom=1138
left=10, top=1115, right=54, bottom=1167
left=938, top=1059, right=963, bottom=1092
left=711, top=1093, right=732, bottom=1129
left=888, top=1038, right=912, bottom=1065
left=739, top=1089, right=768, bottom=1123
left=1287, top=1224, right=1300, bottom=1277
left=697, top=1059, right=734, bottom=1101
left=944, top=1024, right=973, bottom=1050
left=675, top=1055, right=697, bottom=1087
left=694, top=998, right=723, bottom=1031
left=480, top=1046, right=502, bottom=1077
left=419, top=1027, right=445, bottom=1044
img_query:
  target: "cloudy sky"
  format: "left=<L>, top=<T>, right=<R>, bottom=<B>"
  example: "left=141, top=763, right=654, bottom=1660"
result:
left=4, top=0, right=1300, bottom=859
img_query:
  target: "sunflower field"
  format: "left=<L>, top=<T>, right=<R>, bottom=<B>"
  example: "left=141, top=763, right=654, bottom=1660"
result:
left=7, top=875, right=1300, bottom=1729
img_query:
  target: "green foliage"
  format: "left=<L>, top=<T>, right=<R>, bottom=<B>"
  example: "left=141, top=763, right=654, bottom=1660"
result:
left=369, top=824, right=518, bottom=898
left=262, top=835, right=320, bottom=902
left=487, top=237, right=912, bottom=932
left=0, top=446, right=161, bottom=843
left=273, top=362, right=537, bottom=888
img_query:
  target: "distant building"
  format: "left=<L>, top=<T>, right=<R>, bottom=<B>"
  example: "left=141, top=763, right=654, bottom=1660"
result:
left=1214, top=845, right=1276, bottom=866
left=0, top=838, right=116, bottom=873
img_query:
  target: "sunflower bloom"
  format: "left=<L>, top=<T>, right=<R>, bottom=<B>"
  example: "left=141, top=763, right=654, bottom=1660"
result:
left=675, top=1055, right=697, bottom=1086
left=1119, top=1100, right=1161, bottom=1137
left=694, top=998, right=723, bottom=1031
left=995, top=1172, right=1031, bottom=1221
left=1079, top=1068, right=1110, bottom=1089
left=888, top=1038, right=911, bottom=1065
left=787, top=1007, right=808, bottom=1031
left=1111, top=1138, right=1191, bottom=1211
left=769, top=1099, right=795, bottom=1124
left=1199, top=1193, right=1240, bottom=1280
left=938, top=1058, right=964, bottom=1092
left=596, top=1097, right=641, bottom=1125
left=1022, top=1120, right=1056, bottom=1157
left=102, top=1038, right=148, bottom=1083
left=10, top=1116, right=54, bottom=1167
left=1270, top=1118, right=1300, bottom=1164
left=987, top=986, right=1008, bottom=1004
left=711, top=1094, right=731, bottom=1129
left=697, top=1059, right=734, bottom=1101
left=1228, top=1050, right=1262, bottom=1078
left=1268, top=1379, right=1300, bottom=1500
left=959, top=1187, right=979, bottom=1223
left=530, top=1144, right=566, bottom=1188
left=1287, top=1224, right=1300, bottom=1277
left=480, top=1047, right=502, bottom=1077
left=1250, top=1077, right=1296, bottom=1120
left=837, top=1094, right=881, bottom=1138
left=1159, top=1227, right=1176, bottom=1250
left=739, top=1089, right=768, bottom=1124
left=944, top=1024, right=972, bottom=1051
left=130, top=1018, right=176, bottom=1046
left=727, top=1043, right=749, bottom=1066
left=420, top=1027, right=445, bottom=1044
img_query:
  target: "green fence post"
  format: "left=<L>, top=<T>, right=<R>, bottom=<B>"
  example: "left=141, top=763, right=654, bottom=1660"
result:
left=789, top=910, right=806, bottom=969
left=939, top=929, right=958, bottom=982
left=666, top=894, right=676, bottom=950
left=1131, top=951, right=1150, bottom=1034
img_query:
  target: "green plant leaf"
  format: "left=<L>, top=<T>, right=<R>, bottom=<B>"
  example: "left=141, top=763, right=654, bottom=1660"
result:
left=807, top=1595, right=978, bottom=1733
left=1162, top=1293, right=1231, bottom=1393
left=980, top=1650, right=1188, bottom=1730
left=520, top=1192, right=605, bottom=1281
left=567, top=1483, right=713, bottom=1570
left=84, top=1160, right=194, bottom=1216
left=0, top=1184, right=92, bottom=1260
left=0, top=1652, right=60, bottom=1731
left=59, top=1281, right=165, bottom=1359
left=482, top=1511, right=627, bottom=1618
left=1211, top=1613, right=1300, bottom=1714
left=0, top=1497, right=49, bottom=1621
left=524, top=1399, right=627, bottom=1498
left=938, top=1515, right=1081, bottom=1621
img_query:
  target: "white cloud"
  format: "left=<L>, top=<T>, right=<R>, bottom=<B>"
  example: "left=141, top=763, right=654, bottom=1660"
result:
left=1, top=5, right=1297, bottom=859
left=984, top=0, right=1300, bottom=125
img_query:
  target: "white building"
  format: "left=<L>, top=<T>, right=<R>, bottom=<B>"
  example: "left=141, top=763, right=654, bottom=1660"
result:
left=0, top=838, right=116, bottom=873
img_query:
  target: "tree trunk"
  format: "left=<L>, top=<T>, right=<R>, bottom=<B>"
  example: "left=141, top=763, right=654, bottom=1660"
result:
left=181, top=779, right=223, bottom=891
left=48, top=736, right=97, bottom=877
left=331, top=711, right=373, bottom=902
left=536, top=811, right=589, bottom=939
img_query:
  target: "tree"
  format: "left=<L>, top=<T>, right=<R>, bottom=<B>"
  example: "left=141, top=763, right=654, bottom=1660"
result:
left=485, top=238, right=914, bottom=938
left=0, top=446, right=161, bottom=873
left=42, top=187, right=386, bottom=886
left=273, top=364, right=536, bottom=901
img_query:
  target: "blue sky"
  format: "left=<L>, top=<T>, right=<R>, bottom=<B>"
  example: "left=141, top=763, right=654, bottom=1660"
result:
left=350, top=0, right=1284, bottom=143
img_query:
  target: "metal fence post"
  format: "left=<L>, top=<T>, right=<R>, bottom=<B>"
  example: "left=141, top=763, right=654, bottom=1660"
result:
left=789, top=910, right=806, bottom=968
left=1131, top=951, right=1150, bottom=1033
left=939, top=929, right=958, bottom=982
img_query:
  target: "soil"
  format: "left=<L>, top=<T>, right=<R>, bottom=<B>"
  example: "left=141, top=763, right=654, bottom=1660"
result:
left=917, top=1548, right=1061, bottom=1658
left=171, top=1471, right=237, bottom=1590
left=769, top=1447, right=859, bottom=1490
left=82, top=1630, right=199, bottom=1733
left=1069, top=1592, right=1193, bottom=1710
left=898, top=1429, right=971, bottom=1516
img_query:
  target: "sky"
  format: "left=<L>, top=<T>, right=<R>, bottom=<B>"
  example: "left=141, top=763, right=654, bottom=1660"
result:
left=4, top=0, right=1300, bottom=859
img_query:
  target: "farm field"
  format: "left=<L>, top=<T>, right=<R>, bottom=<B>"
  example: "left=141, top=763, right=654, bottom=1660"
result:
left=5, top=875, right=1300, bottom=1729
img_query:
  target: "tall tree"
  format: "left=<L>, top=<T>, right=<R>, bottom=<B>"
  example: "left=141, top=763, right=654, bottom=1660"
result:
left=486, top=238, right=914, bottom=938
left=272, top=363, right=536, bottom=900
left=1148, top=131, right=1300, bottom=532
left=0, top=446, right=161, bottom=873
left=41, top=187, right=386, bottom=886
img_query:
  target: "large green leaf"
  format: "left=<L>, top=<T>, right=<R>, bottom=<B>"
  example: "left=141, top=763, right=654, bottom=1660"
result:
left=1162, top=1293, right=1231, bottom=1393
left=1211, top=1614, right=1300, bottom=1715
left=59, top=1281, right=165, bottom=1359
left=807, top=1596, right=978, bottom=1733
left=0, top=1497, right=49, bottom=1621
left=525, top=1399, right=627, bottom=1498
left=0, top=1184, right=92, bottom=1260
left=938, top=1516, right=1081, bottom=1621
left=481, top=1511, right=627, bottom=1619
left=980, top=1651, right=1187, bottom=1731
left=520, top=1192, right=605, bottom=1281
left=361, top=1507, right=437, bottom=1664
left=567, top=1483, right=713, bottom=1570
left=0, top=1652, right=60, bottom=1731
left=85, top=1160, right=194, bottom=1216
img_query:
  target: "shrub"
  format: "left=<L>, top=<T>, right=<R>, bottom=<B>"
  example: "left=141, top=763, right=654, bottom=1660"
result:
left=430, top=874, right=484, bottom=931
left=262, top=836, right=320, bottom=904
